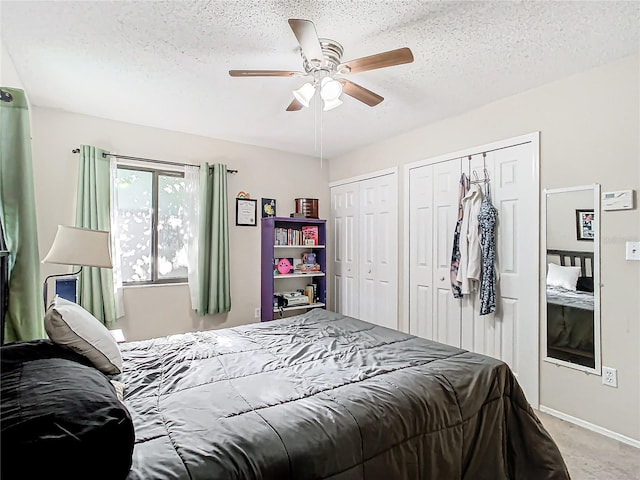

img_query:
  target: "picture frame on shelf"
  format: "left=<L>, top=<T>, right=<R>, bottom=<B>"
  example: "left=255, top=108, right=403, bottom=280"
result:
left=301, top=225, right=319, bottom=245
left=261, top=198, right=276, bottom=218
left=236, top=198, right=257, bottom=226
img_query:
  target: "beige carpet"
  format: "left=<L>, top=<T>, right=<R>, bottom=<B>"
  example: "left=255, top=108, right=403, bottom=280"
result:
left=537, top=411, right=640, bottom=479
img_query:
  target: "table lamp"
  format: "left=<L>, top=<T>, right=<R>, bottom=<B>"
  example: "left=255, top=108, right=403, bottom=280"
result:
left=42, top=225, right=113, bottom=308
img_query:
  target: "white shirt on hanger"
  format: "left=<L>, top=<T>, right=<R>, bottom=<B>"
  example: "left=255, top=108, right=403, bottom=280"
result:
left=457, top=184, right=484, bottom=294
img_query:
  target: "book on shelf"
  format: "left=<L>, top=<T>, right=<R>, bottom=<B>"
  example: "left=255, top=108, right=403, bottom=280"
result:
left=275, top=227, right=298, bottom=245
left=274, top=227, right=316, bottom=246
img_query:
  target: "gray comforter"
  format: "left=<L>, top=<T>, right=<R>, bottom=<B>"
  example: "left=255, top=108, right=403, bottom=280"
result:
left=121, top=309, right=569, bottom=479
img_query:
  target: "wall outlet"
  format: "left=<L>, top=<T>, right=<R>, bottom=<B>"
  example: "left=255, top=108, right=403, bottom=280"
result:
left=626, top=241, right=640, bottom=261
left=602, top=366, right=618, bottom=388
left=254, top=307, right=261, bottom=318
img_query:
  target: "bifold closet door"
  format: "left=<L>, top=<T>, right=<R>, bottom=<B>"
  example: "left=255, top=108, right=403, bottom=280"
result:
left=408, top=166, right=434, bottom=339
left=459, top=145, right=538, bottom=406
left=331, top=173, right=398, bottom=328
left=331, top=183, right=359, bottom=318
left=432, top=160, right=463, bottom=346
left=408, top=140, right=539, bottom=407
left=408, top=159, right=461, bottom=345
left=358, top=174, right=397, bottom=330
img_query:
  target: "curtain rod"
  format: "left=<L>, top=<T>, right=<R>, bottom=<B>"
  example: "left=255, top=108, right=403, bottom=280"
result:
left=71, top=149, right=238, bottom=174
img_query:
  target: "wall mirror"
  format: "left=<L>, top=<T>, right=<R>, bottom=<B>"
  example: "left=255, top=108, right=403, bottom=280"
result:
left=543, top=184, right=601, bottom=374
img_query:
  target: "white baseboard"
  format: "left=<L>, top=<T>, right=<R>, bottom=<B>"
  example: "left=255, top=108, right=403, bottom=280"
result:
left=539, top=405, right=640, bottom=449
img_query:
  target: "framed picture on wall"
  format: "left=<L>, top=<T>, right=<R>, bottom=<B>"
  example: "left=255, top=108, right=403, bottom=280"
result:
left=236, top=198, right=257, bottom=226
left=261, top=198, right=276, bottom=218
left=575, top=209, right=595, bottom=241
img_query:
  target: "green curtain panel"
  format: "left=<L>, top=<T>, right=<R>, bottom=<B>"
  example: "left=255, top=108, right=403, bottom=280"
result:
left=75, top=145, right=117, bottom=325
left=197, top=163, right=231, bottom=314
left=0, top=87, right=45, bottom=342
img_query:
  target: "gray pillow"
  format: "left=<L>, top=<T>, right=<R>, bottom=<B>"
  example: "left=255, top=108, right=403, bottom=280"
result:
left=44, top=296, right=123, bottom=374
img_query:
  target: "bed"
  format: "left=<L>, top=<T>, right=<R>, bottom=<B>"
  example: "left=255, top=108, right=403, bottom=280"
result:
left=546, top=249, right=595, bottom=368
left=2, top=308, right=569, bottom=479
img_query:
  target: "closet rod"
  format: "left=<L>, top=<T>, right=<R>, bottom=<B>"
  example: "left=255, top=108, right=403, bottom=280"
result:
left=71, top=148, right=238, bottom=174
left=462, top=140, right=530, bottom=164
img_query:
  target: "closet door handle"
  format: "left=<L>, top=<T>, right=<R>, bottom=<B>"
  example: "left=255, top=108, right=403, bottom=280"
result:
left=440, top=276, right=445, bottom=281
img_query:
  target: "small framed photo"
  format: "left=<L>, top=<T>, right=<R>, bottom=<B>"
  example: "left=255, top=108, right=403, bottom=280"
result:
left=261, top=198, right=276, bottom=218
left=236, top=198, right=257, bottom=226
left=575, top=209, right=595, bottom=241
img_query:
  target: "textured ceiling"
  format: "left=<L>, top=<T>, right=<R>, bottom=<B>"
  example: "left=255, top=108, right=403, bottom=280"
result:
left=1, top=1, right=638, bottom=158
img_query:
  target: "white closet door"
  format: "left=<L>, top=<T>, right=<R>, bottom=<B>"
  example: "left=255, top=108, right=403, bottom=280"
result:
left=331, top=183, right=359, bottom=318
left=459, top=144, right=538, bottom=407
left=358, top=174, right=398, bottom=329
left=408, top=165, right=434, bottom=338
left=432, top=159, right=462, bottom=346
left=407, top=138, right=539, bottom=407
left=408, top=160, right=461, bottom=343
left=490, top=145, right=539, bottom=405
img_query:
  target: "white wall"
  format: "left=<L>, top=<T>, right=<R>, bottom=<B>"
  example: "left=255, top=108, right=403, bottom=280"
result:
left=329, top=55, right=640, bottom=442
left=31, top=107, right=329, bottom=341
left=1, top=40, right=24, bottom=88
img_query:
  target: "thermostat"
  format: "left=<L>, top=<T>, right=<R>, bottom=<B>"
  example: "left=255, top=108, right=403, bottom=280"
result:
left=602, top=190, right=634, bottom=211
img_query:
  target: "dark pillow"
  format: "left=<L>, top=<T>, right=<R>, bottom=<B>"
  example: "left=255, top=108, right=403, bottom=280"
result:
left=1, top=340, right=134, bottom=480
left=576, top=276, right=594, bottom=293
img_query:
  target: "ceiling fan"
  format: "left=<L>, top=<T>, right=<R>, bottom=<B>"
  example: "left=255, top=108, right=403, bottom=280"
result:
left=229, top=19, right=414, bottom=112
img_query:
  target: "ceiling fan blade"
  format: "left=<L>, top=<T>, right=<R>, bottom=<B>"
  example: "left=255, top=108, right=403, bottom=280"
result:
left=286, top=98, right=304, bottom=111
left=338, top=47, right=414, bottom=74
left=229, top=70, right=303, bottom=77
left=339, top=79, right=384, bottom=107
left=288, top=19, right=326, bottom=66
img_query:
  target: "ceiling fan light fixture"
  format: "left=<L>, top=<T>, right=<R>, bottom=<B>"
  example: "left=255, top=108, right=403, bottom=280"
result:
left=320, top=77, right=342, bottom=101
left=323, top=98, right=343, bottom=111
left=292, top=82, right=316, bottom=108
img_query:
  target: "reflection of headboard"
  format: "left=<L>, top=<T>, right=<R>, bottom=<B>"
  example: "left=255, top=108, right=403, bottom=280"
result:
left=547, top=249, right=594, bottom=277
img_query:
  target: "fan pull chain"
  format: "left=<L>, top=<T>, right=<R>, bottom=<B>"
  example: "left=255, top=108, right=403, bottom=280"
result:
left=320, top=93, right=323, bottom=168
left=314, top=89, right=318, bottom=153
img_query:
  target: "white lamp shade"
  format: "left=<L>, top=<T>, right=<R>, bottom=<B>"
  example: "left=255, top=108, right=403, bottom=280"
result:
left=323, top=98, right=343, bottom=111
left=292, top=82, right=316, bottom=108
left=320, top=78, right=343, bottom=101
left=43, top=225, right=113, bottom=268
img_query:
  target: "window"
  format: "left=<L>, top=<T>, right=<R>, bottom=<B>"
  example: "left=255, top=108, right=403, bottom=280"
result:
left=115, top=166, right=187, bottom=284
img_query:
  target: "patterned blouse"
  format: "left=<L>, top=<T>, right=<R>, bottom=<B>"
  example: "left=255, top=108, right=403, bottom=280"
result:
left=478, top=189, right=498, bottom=316
left=450, top=174, right=469, bottom=298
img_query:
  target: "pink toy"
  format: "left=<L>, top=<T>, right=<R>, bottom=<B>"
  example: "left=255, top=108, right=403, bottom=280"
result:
left=277, top=258, right=293, bottom=275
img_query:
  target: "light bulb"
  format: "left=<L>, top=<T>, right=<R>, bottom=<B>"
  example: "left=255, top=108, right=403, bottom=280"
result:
left=320, top=77, right=342, bottom=101
left=292, top=82, right=316, bottom=108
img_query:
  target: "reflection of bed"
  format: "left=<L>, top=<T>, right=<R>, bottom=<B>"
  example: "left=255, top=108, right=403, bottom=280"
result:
left=546, top=249, right=595, bottom=368
left=121, top=309, right=568, bottom=479
left=546, top=285, right=593, bottom=311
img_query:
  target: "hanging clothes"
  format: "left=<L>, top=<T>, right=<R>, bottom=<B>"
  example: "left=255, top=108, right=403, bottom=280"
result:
left=450, top=173, right=469, bottom=298
left=457, top=183, right=484, bottom=294
left=478, top=182, right=499, bottom=315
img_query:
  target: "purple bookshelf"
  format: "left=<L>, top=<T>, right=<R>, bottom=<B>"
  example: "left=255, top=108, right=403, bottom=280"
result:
left=261, top=217, right=327, bottom=321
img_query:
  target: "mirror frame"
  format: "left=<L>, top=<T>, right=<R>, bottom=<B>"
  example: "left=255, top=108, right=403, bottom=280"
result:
left=542, top=183, right=601, bottom=375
